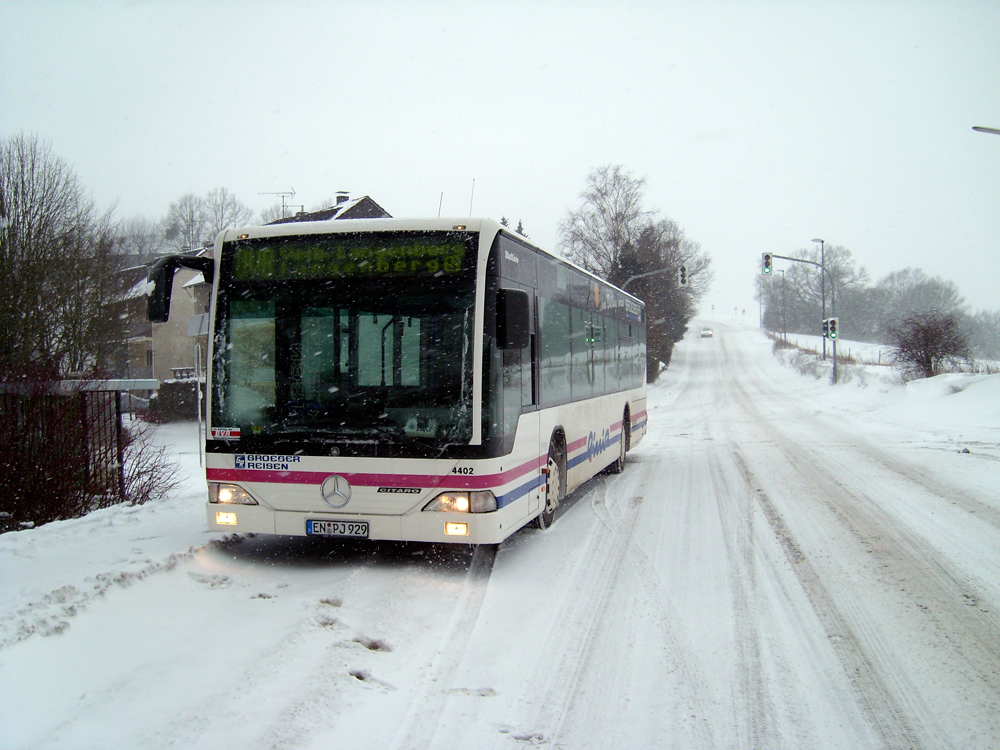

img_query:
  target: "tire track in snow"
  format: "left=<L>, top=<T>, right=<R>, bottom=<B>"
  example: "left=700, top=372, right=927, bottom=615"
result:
left=733, top=450, right=932, bottom=750
left=615, top=469, right=723, bottom=750
left=753, top=430, right=1000, bottom=746
left=521, top=456, right=724, bottom=750
left=698, top=333, right=780, bottom=747
left=140, top=545, right=383, bottom=749
left=707, top=446, right=776, bottom=749
left=514, top=466, right=647, bottom=748
left=139, top=541, right=494, bottom=750
left=733, top=361, right=1000, bottom=670
left=715, top=334, right=936, bottom=748
left=719, top=332, right=1000, bottom=747
left=386, top=542, right=497, bottom=750
left=590, top=462, right=719, bottom=749
left=723, top=368, right=939, bottom=749
left=807, top=417, right=1000, bottom=536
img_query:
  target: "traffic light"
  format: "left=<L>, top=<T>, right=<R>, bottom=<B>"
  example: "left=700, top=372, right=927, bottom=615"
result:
left=677, top=265, right=689, bottom=287
left=822, top=318, right=830, bottom=338
left=762, top=253, right=772, bottom=274
left=828, top=317, right=839, bottom=340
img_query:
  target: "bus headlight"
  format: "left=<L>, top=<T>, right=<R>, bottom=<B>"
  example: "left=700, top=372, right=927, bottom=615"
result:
left=210, top=483, right=259, bottom=505
left=423, top=490, right=497, bottom=513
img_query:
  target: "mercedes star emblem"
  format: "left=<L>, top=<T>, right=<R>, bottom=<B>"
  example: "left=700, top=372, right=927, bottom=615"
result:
left=321, top=474, right=352, bottom=509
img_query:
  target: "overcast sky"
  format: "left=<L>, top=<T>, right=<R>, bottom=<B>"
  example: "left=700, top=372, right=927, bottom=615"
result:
left=3, top=0, right=998, bottom=317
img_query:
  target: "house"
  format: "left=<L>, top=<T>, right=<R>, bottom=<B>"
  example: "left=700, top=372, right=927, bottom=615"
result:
left=267, top=193, right=391, bottom=224
left=116, top=247, right=211, bottom=387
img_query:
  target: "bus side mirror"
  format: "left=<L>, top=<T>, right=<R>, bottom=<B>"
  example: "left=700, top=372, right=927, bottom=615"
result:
left=147, top=258, right=175, bottom=323
left=147, top=255, right=215, bottom=323
left=497, top=288, right=530, bottom=349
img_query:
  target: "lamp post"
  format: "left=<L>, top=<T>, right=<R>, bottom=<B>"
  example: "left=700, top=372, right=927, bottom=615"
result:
left=973, top=126, right=1000, bottom=135
left=812, top=238, right=826, bottom=359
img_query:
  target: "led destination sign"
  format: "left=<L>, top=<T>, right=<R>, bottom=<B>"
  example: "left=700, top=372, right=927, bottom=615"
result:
left=232, top=234, right=470, bottom=281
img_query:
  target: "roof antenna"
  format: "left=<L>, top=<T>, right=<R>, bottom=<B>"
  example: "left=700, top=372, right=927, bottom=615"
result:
left=259, top=188, right=296, bottom=218
left=469, top=178, right=475, bottom=217
left=438, top=192, right=443, bottom=218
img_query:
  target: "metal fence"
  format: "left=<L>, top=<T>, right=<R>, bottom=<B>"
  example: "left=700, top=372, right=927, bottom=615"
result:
left=0, top=379, right=157, bottom=529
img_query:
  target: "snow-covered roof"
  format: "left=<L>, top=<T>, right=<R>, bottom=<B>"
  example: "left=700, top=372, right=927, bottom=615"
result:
left=267, top=195, right=391, bottom=224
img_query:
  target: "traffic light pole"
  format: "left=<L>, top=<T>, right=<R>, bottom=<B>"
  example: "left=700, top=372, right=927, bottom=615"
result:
left=832, top=339, right=837, bottom=385
left=623, top=265, right=690, bottom=292
left=764, top=253, right=840, bottom=384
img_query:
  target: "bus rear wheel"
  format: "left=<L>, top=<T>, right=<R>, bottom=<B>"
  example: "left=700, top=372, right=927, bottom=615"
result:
left=608, top=408, right=630, bottom=474
left=535, top=438, right=565, bottom=529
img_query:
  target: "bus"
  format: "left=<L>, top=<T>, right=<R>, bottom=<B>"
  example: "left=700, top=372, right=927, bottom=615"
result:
left=148, top=218, right=646, bottom=545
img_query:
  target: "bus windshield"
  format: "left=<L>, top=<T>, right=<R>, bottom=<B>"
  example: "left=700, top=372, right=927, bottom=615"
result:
left=211, top=231, right=477, bottom=444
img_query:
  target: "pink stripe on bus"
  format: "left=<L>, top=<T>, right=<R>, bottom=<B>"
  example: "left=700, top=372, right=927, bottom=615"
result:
left=207, top=453, right=547, bottom=490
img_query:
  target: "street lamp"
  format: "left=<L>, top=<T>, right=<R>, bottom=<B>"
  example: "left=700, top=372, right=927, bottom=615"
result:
left=973, top=126, right=1000, bottom=135
left=812, top=238, right=826, bottom=360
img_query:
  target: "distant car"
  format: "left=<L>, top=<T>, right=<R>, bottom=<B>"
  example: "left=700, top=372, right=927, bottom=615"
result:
left=700, top=327, right=714, bottom=338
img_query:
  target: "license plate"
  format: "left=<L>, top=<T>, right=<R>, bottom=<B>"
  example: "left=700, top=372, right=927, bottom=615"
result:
left=306, top=519, right=370, bottom=538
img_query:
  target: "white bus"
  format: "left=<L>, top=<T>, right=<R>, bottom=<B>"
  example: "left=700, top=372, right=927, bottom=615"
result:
left=148, top=218, right=646, bottom=544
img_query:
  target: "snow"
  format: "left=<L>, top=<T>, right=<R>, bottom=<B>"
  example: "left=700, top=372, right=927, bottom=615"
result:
left=2, top=321, right=998, bottom=749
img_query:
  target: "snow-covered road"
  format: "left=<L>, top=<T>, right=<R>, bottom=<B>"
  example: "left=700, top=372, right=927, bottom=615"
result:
left=2, top=322, right=998, bottom=749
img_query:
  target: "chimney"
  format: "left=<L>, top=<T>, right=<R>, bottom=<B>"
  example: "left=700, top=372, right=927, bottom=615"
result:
left=336, top=192, right=350, bottom=205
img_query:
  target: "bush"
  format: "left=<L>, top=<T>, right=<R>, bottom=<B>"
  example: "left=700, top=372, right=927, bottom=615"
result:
left=121, top=420, right=181, bottom=506
left=887, top=311, right=970, bottom=379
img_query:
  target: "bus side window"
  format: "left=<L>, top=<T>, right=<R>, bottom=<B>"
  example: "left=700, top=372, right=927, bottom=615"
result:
left=539, top=297, right=570, bottom=406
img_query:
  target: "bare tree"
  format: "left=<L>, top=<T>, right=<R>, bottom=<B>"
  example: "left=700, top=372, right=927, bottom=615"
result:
left=887, top=311, right=969, bottom=379
left=116, top=214, right=167, bottom=258
left=967, top=309, right=1000, bottom=360
left=163, top=193, right=208, bottom=251
left=873, top=268, right=965, bottom=342
left=259, top=201, right=285, bottom=225
left=204, top=187, right=254, bottom=237
left=121, top=420, right=181, bottom=505
left=558, top=164, right=653, bottom=277
left=0, top=134, right=181, bottom=530
left=0, top=132, right=124, bottom=376
left=162, top=188, right=254, bottom=250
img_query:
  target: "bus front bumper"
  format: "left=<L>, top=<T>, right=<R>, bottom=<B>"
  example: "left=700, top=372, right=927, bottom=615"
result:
left=207, top=503, right=530, bottom=545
